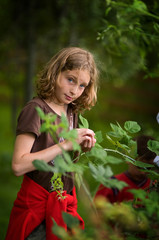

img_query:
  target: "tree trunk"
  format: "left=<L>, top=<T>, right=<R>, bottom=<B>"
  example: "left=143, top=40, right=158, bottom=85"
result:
left=24, top=34, right=36, bottom=104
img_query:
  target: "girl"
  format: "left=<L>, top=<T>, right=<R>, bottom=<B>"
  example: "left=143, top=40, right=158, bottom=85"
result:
left=5, top=47, right=99, bottom=240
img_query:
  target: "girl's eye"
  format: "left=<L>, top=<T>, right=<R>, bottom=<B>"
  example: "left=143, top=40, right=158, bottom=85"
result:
left=80, top=84, right=85, bottom=88
left=68, top=78, right=73, bottom=83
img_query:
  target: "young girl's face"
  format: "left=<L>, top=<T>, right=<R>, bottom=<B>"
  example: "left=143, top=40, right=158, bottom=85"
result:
left=54, top=69, right=90, bottom=105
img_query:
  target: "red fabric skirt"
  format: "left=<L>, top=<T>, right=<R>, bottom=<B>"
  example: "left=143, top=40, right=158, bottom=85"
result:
left=5, top=175, right=84, bottom=240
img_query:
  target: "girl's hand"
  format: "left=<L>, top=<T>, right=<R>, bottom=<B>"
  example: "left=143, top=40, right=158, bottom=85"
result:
left=61, top=128, right=96, bottom=152
left=80, top=138, right=96, bottom=152
left=76, top=128, right=96, bottom=152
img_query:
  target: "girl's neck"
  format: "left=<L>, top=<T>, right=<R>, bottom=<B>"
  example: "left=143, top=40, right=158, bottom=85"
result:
left=44, top=99, right=68, bottom=116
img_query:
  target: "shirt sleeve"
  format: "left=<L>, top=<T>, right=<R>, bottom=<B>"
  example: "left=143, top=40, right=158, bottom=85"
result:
left=16, top=102, right=41, bottom=137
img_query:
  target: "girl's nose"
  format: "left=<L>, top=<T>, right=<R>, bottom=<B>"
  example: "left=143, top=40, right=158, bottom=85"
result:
left=70, top=85, right=78, bottom=95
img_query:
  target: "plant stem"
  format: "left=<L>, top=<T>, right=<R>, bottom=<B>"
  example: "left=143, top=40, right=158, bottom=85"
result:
left=104, top=148, right=136, bottom=162
left=78, top=175, right=98, bottom=215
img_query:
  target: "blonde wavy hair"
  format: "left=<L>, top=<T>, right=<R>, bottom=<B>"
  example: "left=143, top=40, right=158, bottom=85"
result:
left=36, top=47, right=99, bottom=112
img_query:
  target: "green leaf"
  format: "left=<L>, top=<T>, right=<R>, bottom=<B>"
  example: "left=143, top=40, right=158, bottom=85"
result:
left=107, top=178, right=128, bottom=190
left=62, top=212, right=79, bottom=228
left=86, top=147, right=107, bottom=162
left=40, top=122, right=48, bottom=132
left=89, top=163, right=100, bottom=179
left=72, top=141, right=81, bottom=152
left=35, top=106, right=46, bottom=120
left=59, top=129, right=77, bottom=141
left=109, top=123, right=126, bottom=138
left=116, top=141, right=130, bottom=151
left=70, top=162, right=84, bottom=174
left=105, top=155, right=123, bottom=164
left=128, top=140, right=138, bottom=158
left=129, top=189, right=147, bottom=200
left=33, top=160, right=54, bottom=172
left=147, top=140, right=159, bottom=155
left=75, top=172, right=83, bottom=188
left=53, top=154, right=83, bottom=174
left=106, top=134, right=117, bottom=145
left=104, top=165, right=114, bottom=177
left=52, top=219, right=68, bottom=239
left=148, top=172, right=159, bottom=181
left=47, top=112, right=57, bottom=123
left=154, top=23, right=159, bottom=33
left=89, top=163, right=113, bottom=180
left=120, top=135, right=130, bottom=145
left=95, top=131, right=103, bottom=144
left=78, top=114, right=89, bottom=128
left=59, top=113, right=69, bottom=129
left=89, top=163, right=127, bottom=190
left=36, top=107, right=57, bottom=124
left=124, top=121, right=141, bottom=133
left=94, top=142, right=103, bottom=149
left=105, top=6, right=112, bottom=15
left=133, top=0, right=148, bottom=12
left=125, top=157, right=136, bottom=164
left=134, top=160, right=154, bottom=169
left=54, top=155, right=71, bottom=173
left=62, top=150, right=72, bottom=164
left=59, top=129, right=81, bottom=152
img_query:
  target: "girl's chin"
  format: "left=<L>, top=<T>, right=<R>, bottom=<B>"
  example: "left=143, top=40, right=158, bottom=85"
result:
left=64, top=98, right=73, bottom=104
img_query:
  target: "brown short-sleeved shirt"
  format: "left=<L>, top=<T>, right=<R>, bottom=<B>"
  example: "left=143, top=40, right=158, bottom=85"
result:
left=16, top=97, right=78, bottom=193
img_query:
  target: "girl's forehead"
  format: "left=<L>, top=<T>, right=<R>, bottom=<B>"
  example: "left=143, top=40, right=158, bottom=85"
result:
left=65, top=69, right=90, bottom=82
left=66, top=68, right=89, bottom=74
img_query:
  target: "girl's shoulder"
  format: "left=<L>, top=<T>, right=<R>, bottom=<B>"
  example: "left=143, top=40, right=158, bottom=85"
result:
left=24, top=97, right=52, bottom=114
left=16, top=97, right=45, bottom=136
left=26, top=96, right=46, bottom=108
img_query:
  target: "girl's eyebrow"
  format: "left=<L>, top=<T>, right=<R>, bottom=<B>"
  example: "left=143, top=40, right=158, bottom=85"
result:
left=65, top=72, right=77, bottom=80
left=69, top=74, right=76, bottom=79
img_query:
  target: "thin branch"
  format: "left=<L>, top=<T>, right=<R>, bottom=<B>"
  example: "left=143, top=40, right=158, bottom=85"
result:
left=104, top=148, right=136, bottom=162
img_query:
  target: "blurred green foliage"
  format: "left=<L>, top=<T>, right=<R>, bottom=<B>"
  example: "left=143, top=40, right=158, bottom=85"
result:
left=32, top=105, right=159, bottom=239
left=0, top=155, right=22, bottom=239
left=97, top=0, right=159, bottom=81
left=0, top=104, right=22, bottom=238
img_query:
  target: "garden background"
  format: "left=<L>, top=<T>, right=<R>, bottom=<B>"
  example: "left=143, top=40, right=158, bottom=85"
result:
left=0, top=0, right=159, bottom=239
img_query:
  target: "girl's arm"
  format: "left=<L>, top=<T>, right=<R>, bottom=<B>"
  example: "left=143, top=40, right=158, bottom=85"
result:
left=12, top=128, right=96, bottom=176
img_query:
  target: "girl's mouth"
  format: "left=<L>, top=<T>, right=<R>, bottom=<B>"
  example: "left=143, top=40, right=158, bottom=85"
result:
left=65, top=94, right=72, bottom=101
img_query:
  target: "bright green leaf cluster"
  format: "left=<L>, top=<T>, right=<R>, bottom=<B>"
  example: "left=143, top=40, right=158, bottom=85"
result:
left=78, top=114, right=89, bottom=128
left=130, top=189, right=159, bottom=224
left=106, top=121, right=140, bottom=158
left=89, top=163, right=127, bottom=190
left=147, top=140, right=159, bottom=155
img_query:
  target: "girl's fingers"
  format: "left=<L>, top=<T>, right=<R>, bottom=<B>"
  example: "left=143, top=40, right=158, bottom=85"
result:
left=76, top=128, right=95, bottom=144
left=77, top=128, right=95, bottom=138
left=81, top=135, right=96, bottom=151
left=85, top=139, right=91, bottom=149
left=76, top=128, right=96, bottom=152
